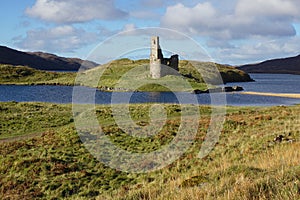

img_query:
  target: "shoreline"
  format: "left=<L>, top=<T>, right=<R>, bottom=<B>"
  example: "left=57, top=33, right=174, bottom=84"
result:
left=241, top=91, right=300, bottom=99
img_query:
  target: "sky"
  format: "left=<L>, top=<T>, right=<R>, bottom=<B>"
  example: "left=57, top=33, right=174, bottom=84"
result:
left=1, top=0, right=300, bottom=65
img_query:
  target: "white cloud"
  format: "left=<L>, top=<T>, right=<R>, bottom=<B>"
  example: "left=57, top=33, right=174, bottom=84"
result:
left=161, top=3, right=216, bottom=30
left=14, top=25, right=98, bottom=52
left=161, top=1, right=299, bottom=39
left=26, top=0, right=128, bottom=23
left=160, top=1, right=300, bottom=64
left=212, top=36, right=300, bottom=64
left=123, top=24, right=137, bottom=32
left=236, top=0, right=300, bottom=18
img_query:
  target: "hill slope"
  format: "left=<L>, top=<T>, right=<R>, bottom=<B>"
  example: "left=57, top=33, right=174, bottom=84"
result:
left=76, top=59, right=253, bottom=91
left=0, top=46, right=98, bottom=71
left=0, top=64, right=75, bottom=85
left=0, top=58, right=252, bottom=91
left=239, top=54, right=300, bottom=74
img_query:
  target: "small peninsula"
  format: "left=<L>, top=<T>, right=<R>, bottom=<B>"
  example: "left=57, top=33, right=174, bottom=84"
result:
left=0, top=58, right=252, bottom=92
left=0, top=43, right=252, bottom=92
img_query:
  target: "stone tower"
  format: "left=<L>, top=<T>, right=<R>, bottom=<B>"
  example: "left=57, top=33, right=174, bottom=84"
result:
left=150, top=36, right=163, bottom=79
left=150, top=36, right=179, bottom=79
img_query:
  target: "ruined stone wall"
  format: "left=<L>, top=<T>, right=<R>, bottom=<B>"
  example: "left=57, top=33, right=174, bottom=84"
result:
left=150, top=36, right=179, bottom=79
left=169, top=55, right=179, bottom=71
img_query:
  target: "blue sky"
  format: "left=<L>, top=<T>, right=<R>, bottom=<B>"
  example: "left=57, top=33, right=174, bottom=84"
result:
left=1, top=0, right=300, bottom=65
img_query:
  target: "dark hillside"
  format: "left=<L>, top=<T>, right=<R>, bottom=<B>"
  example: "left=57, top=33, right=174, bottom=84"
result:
left=0, top=46, right=98, bottom=71
left=239, top=54, right=300, bottom=74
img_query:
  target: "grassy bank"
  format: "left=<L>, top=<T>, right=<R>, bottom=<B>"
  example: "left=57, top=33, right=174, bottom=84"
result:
left=1, top=102, right=300, bottom=199
left=0, top=59, right=252, bottom=92
left=0, top=64, right=76, bottom=86
left=0, top=102, right=73, bottom=139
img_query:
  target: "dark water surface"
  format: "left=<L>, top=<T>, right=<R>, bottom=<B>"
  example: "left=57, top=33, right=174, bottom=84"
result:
left=0, top=74, right=300, bottom=106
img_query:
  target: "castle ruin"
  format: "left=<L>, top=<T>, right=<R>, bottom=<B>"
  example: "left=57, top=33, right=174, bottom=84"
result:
left=150, top=36, right=179, bottom=79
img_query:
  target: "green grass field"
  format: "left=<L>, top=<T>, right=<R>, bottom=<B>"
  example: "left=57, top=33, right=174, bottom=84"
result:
left=0, top=64, right=76, bottom=86
left=1, top=102, right=300, bottom=199
left=0, top=59, right=252, bottom=92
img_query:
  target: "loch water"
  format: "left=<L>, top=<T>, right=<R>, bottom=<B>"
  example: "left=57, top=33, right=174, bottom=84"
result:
left=0, top=74, right=300, bottom=106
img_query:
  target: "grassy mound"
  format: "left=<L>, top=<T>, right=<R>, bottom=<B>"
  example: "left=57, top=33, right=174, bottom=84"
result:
left=0, top=64, right=76, bottom=85
left=76, top=59, right=252, bottom=92
left=0, top=59, right=252, bottom=92
left=1, top=102, right=300, bottom=199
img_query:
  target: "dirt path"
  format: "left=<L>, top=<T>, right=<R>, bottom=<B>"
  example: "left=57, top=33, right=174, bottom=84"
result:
left=0, top=132, right=43, bottom=144
left=241, top=91, right=300, bottom=99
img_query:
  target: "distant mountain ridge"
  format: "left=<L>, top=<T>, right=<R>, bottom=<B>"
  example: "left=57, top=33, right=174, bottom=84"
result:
left=239, top=54, right=300, bottom=74
left=0, top=46, right=98, bottom=71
